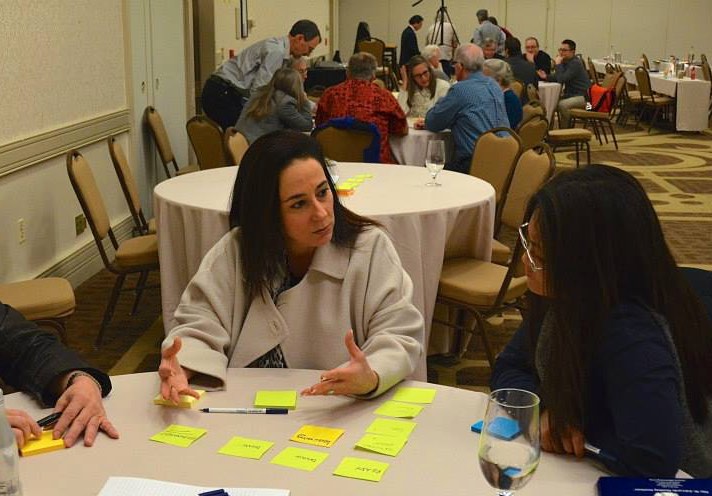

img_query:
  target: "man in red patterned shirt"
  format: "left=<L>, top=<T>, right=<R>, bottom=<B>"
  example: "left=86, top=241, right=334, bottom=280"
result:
left=316, top=53, right=408, bottom=163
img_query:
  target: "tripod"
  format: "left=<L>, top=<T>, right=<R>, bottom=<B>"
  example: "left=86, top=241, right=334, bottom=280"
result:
left=427, top=0, right=459, bottom=53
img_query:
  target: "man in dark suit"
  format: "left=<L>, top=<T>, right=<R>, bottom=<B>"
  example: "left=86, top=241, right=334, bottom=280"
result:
left=399, top=15, right=424, bottom=67
left=504, top=37, right=538, bottom=102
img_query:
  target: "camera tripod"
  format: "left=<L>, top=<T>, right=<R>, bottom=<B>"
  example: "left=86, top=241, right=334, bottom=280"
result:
left=426, top=0, right=460, bottom=52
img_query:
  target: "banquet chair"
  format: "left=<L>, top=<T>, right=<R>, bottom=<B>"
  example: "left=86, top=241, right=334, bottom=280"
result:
left=67, top=150, right=160, bottom=347
left=569, top=72, right=625, bottom=149
left=516, top=113, right=548, bottom=151
left=468, top=127, right=522, bottom=231
left=224, top=127, right=249, bottom=166
left=186, top=115, right=229, bottom=170
left=490, top=144, right=555, bottom=265
left=0, top=278, right=75, bottom=343
left=107, top=136, right=156, bottom=235
left=640, top=54, right=651, bottom=70
left=358, top=38, right=397, bottom=90
left=526, top=84, right=539, bottom=104
left=144, top=106, right=199, bottom=177
left=312, top=123, right=379, bottom=162
left=604, top=62, right=616, bottom=74
left=633, top=66, right=675, bottom=133
left=510, top=80, right=524, bottom=101
left=702, top=54, right=708, bottom=65
left=586, top=57, right=599, bottom=85
left=547, top=126, right=593, bottom=168
left=435, top=145, right=555, bottom=365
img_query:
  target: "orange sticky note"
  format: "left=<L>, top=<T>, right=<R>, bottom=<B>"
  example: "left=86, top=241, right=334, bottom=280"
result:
left=20, top=431, right=65, bottom=457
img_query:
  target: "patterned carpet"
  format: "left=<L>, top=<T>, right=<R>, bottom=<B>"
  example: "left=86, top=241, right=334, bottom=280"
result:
left=65, top=125, right=712, bottom=393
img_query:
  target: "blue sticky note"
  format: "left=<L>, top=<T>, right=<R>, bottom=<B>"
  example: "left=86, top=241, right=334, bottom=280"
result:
left=503, top=467, right=521, bottom=478
left=487, top=417, right=521, bottom=440
left=471, top=420, right=484, bottom=433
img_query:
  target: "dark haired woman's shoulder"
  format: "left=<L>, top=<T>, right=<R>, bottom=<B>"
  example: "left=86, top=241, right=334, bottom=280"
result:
left=602, top=301, right=677, bottom=358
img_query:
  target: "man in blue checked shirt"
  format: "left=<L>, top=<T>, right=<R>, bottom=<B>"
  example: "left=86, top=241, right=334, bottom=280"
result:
left=422, top=43, right=509, bottom=174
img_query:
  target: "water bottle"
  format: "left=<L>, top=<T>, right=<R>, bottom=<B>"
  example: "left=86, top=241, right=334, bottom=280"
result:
left=0, top=389, right=22, bottom=496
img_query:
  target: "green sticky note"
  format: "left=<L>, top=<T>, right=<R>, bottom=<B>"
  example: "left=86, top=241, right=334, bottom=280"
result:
left=333, top=456, right=389, bottom=482
left=355, top=433, right=408, bottom=457
left=373, top=401, right=424, bottom=418
left=254, top=390, right=297, bottom=409
left=366, top=418, right=417, bottom=438
left=270, top=446, right=329, bottom=472
left=392, top=387, right=437, bottom=404
left=218, top=436, right=274, bottom=460
left=150, top=424, right=207, bottom=448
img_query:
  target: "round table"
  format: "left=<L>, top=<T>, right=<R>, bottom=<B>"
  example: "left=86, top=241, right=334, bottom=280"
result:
left=154, top=164, right=495, bottom=379
left=390, top=118, right=453, bottom=166
left=537, top=82, right=562, bottom=123
left=7, top=369, right=606, bottom=495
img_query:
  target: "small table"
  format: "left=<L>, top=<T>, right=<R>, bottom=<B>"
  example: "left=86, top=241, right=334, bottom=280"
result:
left=537, top=82, right=562, bottom=123
left=154, top=164, right=495, bottom=380
left=390, top=118, right=453, bottom=166
left=7, top=369, right=607, bottom=495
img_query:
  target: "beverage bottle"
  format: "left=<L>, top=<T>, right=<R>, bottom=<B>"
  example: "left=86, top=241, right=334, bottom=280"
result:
left=0, top=389, right=22, bottom=496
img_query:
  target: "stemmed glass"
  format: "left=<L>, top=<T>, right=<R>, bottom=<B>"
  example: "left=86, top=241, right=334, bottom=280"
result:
left=425, top=140, right=445, bottom=186
left=478, top=389, right=540, bottom=496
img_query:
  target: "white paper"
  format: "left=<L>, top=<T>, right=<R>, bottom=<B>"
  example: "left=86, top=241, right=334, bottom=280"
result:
left=97, top=476, right=289, bottom=496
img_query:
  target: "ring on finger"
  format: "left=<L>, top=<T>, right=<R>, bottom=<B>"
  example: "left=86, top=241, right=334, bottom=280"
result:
left=327, top=389, right=335, bottom=395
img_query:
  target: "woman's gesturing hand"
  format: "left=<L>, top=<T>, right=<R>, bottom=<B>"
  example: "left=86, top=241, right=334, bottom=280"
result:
left=158, top=337, right=200, bottom=404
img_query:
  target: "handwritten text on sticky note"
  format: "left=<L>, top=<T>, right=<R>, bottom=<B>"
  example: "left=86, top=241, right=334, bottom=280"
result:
left=290, top=425, right=344, bottom=448
left=355, top=433, right=408, bottom=457
left=218, top=436, right=274, bottom=460
left=366, top=418, right=417, bottom=438
left=333, top=456, right=389, bottom=482
left=150, top=424, right=207, bottom=448
left=270, top=446, right=329, bottom=471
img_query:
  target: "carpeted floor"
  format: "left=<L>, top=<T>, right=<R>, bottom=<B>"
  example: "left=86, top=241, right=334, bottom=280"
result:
left=64, top=125, right=712, bottom=393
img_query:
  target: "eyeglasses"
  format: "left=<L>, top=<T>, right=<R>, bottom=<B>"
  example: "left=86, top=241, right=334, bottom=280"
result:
left=558, top=48, right=572, bottom=53
left=518, top=222, right=543, bottom=271
left=412, top=70, right=429, bottom=79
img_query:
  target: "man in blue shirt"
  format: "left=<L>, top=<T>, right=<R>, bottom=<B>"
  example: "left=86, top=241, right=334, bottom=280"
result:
left=423, top=43, right=509, bottom=174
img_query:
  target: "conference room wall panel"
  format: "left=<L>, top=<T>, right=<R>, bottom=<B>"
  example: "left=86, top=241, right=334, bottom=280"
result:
left=0, top=0, right=131, bottom=284
left=338, top=0, right=711, bottom=66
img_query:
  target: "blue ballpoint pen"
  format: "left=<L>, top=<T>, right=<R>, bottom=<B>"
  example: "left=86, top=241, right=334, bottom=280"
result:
left=584, top=442, right=618, bottom=465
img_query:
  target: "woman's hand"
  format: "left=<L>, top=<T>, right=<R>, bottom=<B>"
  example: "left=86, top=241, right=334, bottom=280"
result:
left=541, top=410, right=585, bottom=458
left=413, top=118, right=425, bottom=130
left=301, top=330, right=379, bottom=397
left=52, top=374, right=119, bottom=447
left=6, top=409, right=41, bottom=448
left=158, top=336, right=200, bottom=404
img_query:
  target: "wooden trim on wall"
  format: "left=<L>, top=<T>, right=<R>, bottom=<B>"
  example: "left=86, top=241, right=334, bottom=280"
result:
left=0, top=109, right=131, bottom=178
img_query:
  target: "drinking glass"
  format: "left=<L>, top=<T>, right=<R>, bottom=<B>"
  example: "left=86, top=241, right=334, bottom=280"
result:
left=425, top=140, right=445, bottom=186
left=478, top=389, right=540, bottom=496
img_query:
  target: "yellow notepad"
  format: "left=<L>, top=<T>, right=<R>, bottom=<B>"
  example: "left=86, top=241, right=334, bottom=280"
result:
left=254, top=390, right=297, bottom=409
left=153, top=389, right=205, bottom=408
left=290, top=425, right=344, bottom=448
left=20, top=431, right=65, bottom=457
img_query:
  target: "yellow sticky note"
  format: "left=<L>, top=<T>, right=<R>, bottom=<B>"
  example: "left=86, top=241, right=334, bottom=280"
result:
left=366, top=418, right=417, bottom=438
left=355, top=433, right=407, bottom=457
left=373, top=400, right=424, bottom=418
left=150, top=424, right=207, bottom=448
left=333, top=456, right=389, bottom=482
left=392, top=387, right=437, bottom=404
left=355, top=173, right=374, bottom=179
left=153, top=389, right=205, bottom=408
left=19, top=431, right=65, bottom=457
left=218, top=436, right=274, bottom=460
left=254, top=390, right=297, bottom=409
left=290, top=425, right=345, bottom=448
left=270, top=446, right=329, bottom=471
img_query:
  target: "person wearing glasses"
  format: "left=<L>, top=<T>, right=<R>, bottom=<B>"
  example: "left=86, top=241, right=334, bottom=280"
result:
left=524, top=37, right=552, bottom=77
left=201, top=20, right=321, bottom=130
left=491, top=164, right=712, bottom=478
left=397, top=55, right=450, bottom=118
left=537, top=39, right=590, bottom=128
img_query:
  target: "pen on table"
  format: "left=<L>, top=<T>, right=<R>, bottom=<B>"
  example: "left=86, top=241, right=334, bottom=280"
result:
left=36, top=411, right=62, bottom=429
left=198, top=489, right=229, bottom=496
left=584, top=442, right=617, bottom=465
left=200, top=407, right=288, bottom=415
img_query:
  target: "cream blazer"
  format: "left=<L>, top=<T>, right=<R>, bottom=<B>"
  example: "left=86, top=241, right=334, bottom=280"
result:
left=165, top=227, right=424, bottom=398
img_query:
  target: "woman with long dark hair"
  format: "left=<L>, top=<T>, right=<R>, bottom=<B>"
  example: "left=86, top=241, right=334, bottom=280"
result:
left=158, top=131, right=423, bottom=399
left=491, top=164, right=712, bottom=477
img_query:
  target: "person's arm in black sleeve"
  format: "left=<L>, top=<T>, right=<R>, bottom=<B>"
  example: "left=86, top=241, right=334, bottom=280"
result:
left=0, top=302, right=111, bottom=407
left=490, top=321, right=540, bottom=393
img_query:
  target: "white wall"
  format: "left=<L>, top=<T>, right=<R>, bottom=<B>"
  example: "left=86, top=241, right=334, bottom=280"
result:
left=338, top=0, right=712, bottom=65
left=0, top=0, right=131, bottom=284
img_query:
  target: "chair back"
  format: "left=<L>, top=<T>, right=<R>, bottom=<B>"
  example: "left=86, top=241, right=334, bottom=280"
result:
left=186, top=115, right=228, bottom=170
left=107, top=136, right=148, bottom=234
left=600, top=70, right=622, bottom=89
left=634, top=66, right=654, bottom=99
left=520, top=101, right=546, bottom=126
left=641, top=53, right=650, bottom=70
left=516, top=114, right=549, bottom=151
left=358, top=39, right=385, bottom=65
left=373, top=78, right=386, bottom=89
left=224, top=127, right=249, bottom=166
left=510, top=80, right=524, bottom=100
left=587, top=57, right=599, bottom=84
left=701, top=53, right=708, bottom=65
left=604, top=62, right=616, bottom=74
left=500, top=144, right=555, bottom=230
left=313, top=125, right=378, bottom=162
left=469, top=127, right=522, bottom=208
left=526, top=83, right=539, bottom=103
left=701, top=60, right=711, bottom=82
left=144, top=106, right=176, bottom=173
left=66, top=150, right=115, bottom=269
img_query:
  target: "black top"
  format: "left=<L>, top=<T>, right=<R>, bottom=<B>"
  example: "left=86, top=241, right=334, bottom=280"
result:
left=506, top=56, right=539, bottom=102
left=399, top=26, right=419, bottom=66
left=533, top=50, right=553, bottom=75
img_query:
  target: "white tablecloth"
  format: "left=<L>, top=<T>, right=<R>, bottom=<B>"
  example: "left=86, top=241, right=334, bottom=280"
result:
left=154, top=164, right=495, bottom=380
left=537, top=82, right=561, bottom=123
left=390, top=118, right=453, bottom=166
left=624, top=70, right=711, bottom=131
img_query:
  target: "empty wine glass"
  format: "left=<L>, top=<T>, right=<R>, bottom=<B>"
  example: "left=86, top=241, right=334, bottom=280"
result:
left=425, top=140, right=445, bottom=186
left=478, top=389, right=540, bottom=496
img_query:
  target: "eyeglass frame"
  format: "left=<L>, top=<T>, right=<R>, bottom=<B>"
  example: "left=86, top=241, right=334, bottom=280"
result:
left=518, top=222, right=543, bottom=271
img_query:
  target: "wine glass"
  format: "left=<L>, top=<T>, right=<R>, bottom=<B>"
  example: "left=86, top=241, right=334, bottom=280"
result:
left=425, top=140, right=445, bottom=187
left=478, top=389, right=540, bottom=496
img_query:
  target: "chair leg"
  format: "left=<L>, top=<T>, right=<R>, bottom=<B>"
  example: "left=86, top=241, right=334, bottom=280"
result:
left=96, top=274, right=126, bottom=348
left=574, top=142, right=580, bottom=168
left=599, top=121, right=609, bottom=144
left=131, top=271, right=149, bottom=315
left=472, top=313, right=496, bottom=368
left=608, top=121, right=618, bottom=150
left=584, top=140, right=591, bottom=165
left=649, top=107, right=661, bottom=133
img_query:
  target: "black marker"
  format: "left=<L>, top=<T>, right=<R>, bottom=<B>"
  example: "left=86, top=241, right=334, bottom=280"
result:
left=36, top=412, right=62, bottom=429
